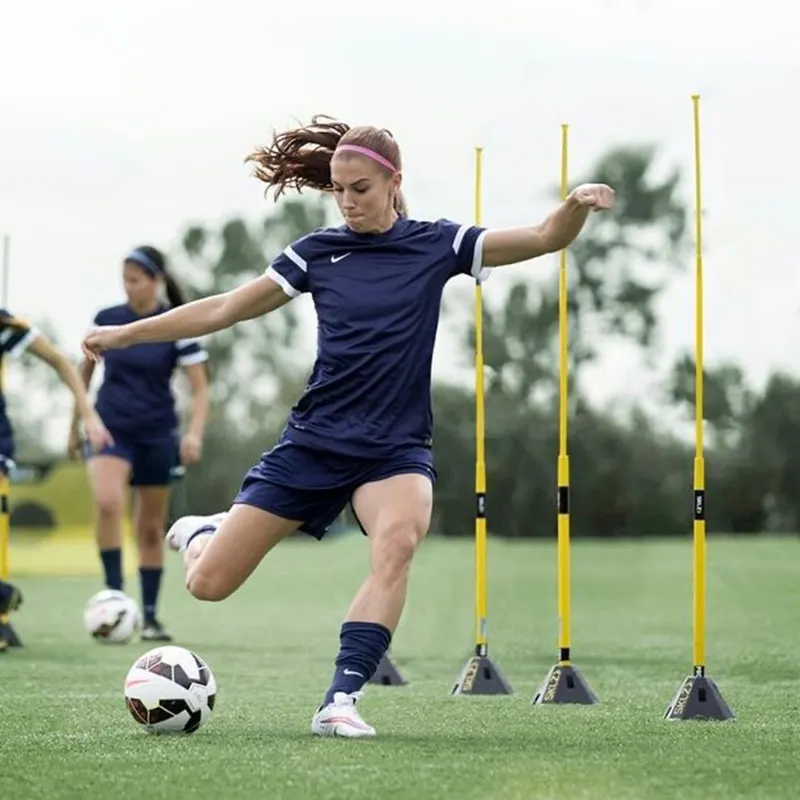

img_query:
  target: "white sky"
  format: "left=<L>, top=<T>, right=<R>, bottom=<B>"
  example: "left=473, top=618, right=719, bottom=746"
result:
left=1, top=0, right=798, bottom=439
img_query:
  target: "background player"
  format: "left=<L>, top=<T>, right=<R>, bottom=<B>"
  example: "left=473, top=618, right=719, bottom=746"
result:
left=71, top=246, right=209, bottom=642
left=0, top=309, right=112, bottom=648
left=81, top=117, right=613, bottom=731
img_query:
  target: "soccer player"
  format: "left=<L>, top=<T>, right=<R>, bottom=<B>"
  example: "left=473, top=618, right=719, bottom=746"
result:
left=0, top=310, right=112, bottom=649
left=81, top=116, right=614, bottom=732
left=72, top=246, right=209, bottom=642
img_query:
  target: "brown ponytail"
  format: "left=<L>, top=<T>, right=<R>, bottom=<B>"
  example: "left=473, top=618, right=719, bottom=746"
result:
left=163, top=270, right=187, bottom=307
left=245, top=114, right=404, bottom=205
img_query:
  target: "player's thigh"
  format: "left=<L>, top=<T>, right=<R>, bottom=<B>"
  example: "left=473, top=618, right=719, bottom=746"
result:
left=351, top=472, right=433, bottom=560
left=189, top=503, right=300, bottom=600
left=86, top=452, right=131, bottom=514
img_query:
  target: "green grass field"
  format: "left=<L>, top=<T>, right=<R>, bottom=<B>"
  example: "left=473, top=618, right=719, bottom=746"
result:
left=1, top=534, right=798, bottom=800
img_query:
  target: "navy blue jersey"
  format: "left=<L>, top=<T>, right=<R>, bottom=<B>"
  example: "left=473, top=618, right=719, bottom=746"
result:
left=0, top=309, right=40, bottom=457
left=93, top=304, right=208, bottom=441
left=265, top=217, right=488, bottom=458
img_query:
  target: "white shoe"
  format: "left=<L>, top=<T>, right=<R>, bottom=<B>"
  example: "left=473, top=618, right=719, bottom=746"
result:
left=311, top=691, right=376, bottom=738
left=166, top=513, right=227, bottom=553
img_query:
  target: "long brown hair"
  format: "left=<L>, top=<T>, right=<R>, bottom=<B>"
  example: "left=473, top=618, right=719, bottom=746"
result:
left=245, top=115, right=408, bottom=217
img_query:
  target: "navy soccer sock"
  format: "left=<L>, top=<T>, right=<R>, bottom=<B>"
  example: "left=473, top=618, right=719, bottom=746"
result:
left=99, top=548, right=123, bottom=591
left=139, top=567, right=163, bottom=624
left=323, top=621, right=392, bottom=706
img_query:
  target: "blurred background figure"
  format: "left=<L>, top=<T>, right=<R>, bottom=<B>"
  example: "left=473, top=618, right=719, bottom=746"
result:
left=71, top=246, right=209, bottom=642
left=0, top=308, right=112, bottom=649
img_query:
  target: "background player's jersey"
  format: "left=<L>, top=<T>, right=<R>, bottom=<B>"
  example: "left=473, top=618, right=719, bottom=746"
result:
left=0, top=309, right=40, bottom=458
left=93, top=304, right=208, bottom=442
left=266, top=217, right=488, bottom=458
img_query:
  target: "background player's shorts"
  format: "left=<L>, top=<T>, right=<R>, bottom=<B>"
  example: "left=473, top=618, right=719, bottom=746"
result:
left=234, top=436, right=437, bottom=540
left=87, top=433, right=178, bottom=487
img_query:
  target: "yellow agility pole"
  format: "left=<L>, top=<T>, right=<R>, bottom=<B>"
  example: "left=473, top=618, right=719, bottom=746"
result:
left=664, top=94, right=733, bottom=721
left=452, top=146, right=512, bottom=695
left=533, top=123, right=597, bottom=705
left=473, top=145, right=489, bottom=658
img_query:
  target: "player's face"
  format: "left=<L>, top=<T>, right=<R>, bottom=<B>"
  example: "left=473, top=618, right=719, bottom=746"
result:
left=123, top=263, right=159, bottom=309
left=331, top=156, right=400, bottom=233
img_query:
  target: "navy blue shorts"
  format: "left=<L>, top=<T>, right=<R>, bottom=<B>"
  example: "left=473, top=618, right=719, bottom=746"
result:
left=234, top=437, right=437, bottom=540
left=87, top=433, right=178, bottom=487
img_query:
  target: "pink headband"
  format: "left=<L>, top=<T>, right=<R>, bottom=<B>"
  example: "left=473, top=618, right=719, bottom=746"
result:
left=335, top=144, right=398, bottom=173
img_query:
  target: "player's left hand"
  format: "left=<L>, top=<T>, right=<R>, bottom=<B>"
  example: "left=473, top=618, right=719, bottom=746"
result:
left=180, top=433, right=203, bottom=465
left=570, top=183, right=615, bottom=212
left=83, top=413, right=114, bottom=454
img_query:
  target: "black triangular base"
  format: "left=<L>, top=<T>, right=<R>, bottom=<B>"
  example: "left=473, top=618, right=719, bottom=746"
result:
left=451, top=655, right=514, bottom=695
left=664, top=674, right=735, bottom=721
left=532, top=663, right=599, bottom=705
left=368, top=654, right=407, bottom=686
left=0, top=618, right=22, bottom=648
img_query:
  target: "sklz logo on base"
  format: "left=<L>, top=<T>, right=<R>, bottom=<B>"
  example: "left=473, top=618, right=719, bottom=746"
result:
left=542, top=666, right=562, bottom=702
left=668, top=677, right=693, bottom=718
left=460, top=658, right=480, bottom=692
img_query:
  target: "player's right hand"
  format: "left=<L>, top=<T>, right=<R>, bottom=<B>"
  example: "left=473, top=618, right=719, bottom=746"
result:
left=83, top=413, right=114, bottom=454
left=81, top=325, right=131, bottom=361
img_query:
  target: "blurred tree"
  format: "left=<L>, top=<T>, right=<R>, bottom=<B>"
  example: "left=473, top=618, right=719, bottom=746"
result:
left=430, top=145, right=695, bottom=539
left=668, top=354, right=755, bottom=448
left=432, top=384, right=696, bottom=539
left=471, top=145, right=688, bottom=405
left=737, top=373, right=800, bottom=532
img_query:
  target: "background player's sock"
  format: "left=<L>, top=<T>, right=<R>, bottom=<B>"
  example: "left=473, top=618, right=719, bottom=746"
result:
left=139, top=567, right=163, bottom=624
left=100, top=548, right=123, bottom=591
left=323, top=621, right=392, bottom=706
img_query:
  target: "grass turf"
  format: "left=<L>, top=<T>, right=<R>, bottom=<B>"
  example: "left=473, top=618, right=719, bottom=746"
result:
left=0, top=534, right=798, bottom=799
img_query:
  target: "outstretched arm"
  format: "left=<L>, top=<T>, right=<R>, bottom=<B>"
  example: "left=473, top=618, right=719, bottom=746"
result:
left=27, top=336, right=113, bottom=453
left=82, top=274, right=290, bottom=360
left=481, top=183, right=615, bottom=268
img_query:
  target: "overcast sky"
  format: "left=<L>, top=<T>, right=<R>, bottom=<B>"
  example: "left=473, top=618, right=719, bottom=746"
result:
left=1, top=0, right=798, bottom=437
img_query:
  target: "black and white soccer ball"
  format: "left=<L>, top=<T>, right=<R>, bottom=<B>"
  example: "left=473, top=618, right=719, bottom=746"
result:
left=124, top=645, right=217, bottom=734
left=83, top=589, right=141, bottom=644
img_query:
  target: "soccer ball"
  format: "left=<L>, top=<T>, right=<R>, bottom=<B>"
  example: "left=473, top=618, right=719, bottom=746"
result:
left=83, top=589, right=141, bottom=643
left=124, top=645, right=217, bottom=734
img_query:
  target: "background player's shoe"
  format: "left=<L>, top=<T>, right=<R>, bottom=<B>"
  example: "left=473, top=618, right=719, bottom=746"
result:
left=311, top=691, right=376, bottom=738
left=141, top=618, right=173, bottom=642
left=0, top=580, right=22, bottom=615
left=166, top=513, right=227, bottom=553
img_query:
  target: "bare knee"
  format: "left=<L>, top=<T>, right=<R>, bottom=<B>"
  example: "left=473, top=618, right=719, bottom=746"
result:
left=137, top=522, right=164, bottom=551
left=96, top=494, right=124, bottom=522
left=186, top=567, right=233, bottom=602
left=371, top=523, right=423, bottom=585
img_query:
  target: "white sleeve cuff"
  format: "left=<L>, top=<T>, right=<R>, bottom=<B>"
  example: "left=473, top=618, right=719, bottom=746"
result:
left=470, top=231, right=490, bottom=283
left=9, top=327, right=39, bottom=358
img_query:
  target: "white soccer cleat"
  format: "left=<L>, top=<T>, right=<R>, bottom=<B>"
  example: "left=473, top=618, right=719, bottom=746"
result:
left=165, top=513, right=227, bottom=553
left=311, top=691, right=376, bottom=738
